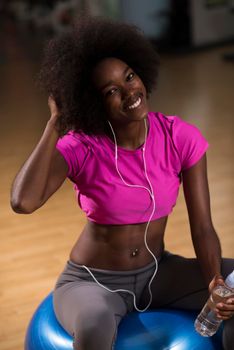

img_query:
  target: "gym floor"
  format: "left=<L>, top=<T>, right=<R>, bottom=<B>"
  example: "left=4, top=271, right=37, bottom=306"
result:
left=0, top=19, right=233, bottom=350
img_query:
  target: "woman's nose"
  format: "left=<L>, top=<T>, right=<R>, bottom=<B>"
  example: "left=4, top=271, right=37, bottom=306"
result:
left=122, top=87, right=135, bottom=100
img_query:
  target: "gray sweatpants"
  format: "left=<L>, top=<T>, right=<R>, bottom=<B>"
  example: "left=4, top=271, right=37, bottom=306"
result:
left=53, top=252, right=234, bottom=350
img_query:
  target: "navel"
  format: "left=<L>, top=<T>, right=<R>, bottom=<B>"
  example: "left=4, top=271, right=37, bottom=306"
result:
left=131, top=248, right=139, bottom=257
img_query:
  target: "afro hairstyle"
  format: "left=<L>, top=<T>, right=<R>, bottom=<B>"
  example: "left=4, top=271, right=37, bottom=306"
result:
left=38, top=15, right=160, bottom=136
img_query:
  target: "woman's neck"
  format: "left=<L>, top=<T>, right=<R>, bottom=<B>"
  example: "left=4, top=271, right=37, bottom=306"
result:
left=106, top=117, right=148, bottom=150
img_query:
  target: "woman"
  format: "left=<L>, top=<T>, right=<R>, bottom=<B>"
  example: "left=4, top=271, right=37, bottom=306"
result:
left=10, top=16, right=234, bottom=350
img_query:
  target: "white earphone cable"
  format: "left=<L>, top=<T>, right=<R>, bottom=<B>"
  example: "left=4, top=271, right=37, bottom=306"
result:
left=82, top=117, right=158, bottom=312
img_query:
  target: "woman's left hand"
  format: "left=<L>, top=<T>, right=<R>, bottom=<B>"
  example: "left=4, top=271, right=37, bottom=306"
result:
left=215, top=297, right=234, bottom=321
left=209, top=275, right=234, bottom=320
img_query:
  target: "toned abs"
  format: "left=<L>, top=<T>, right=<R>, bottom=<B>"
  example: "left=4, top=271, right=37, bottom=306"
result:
left=70, top=216, right=168, bottom=270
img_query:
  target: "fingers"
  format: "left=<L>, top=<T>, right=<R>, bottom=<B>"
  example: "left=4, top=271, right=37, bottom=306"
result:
left=215, top=298, right=234, bottom=320
left=48, top=96, right=60, bottom=118
left=209, top=275, right=225, bottom=293
left=215, top=276, right=225, bottom=285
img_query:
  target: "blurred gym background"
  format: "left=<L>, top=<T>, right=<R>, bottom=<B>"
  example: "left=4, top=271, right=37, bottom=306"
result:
left=0, top=1, right=234, bottom=349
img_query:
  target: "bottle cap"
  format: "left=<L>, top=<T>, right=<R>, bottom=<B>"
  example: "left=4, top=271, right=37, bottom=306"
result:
left=225, top=270, right=234, bottom=288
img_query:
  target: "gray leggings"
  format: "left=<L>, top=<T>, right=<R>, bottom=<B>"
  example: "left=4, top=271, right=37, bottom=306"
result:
left=53, top=252, right=234, bottom=350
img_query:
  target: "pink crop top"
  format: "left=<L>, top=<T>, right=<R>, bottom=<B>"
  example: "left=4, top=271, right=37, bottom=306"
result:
left=56, top=112, right=209, bottom=225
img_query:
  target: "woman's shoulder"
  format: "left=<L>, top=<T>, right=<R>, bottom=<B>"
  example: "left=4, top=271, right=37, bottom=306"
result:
left=149, top=111, right=190, bottom=126
left=149, top=111, right=206, bottom=136
left=149, top=112, right=209, bottom=171
left=57, top=129, right=99, bottom=150
left=55, top=130, right=94, bottom=180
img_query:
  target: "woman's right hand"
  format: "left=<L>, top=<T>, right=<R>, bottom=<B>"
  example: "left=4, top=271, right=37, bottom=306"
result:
left=48, top=96, right=61, bottom=122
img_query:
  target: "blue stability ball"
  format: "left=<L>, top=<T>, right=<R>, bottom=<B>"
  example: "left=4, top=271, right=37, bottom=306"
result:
left=25, top=293, right=223, bottom=350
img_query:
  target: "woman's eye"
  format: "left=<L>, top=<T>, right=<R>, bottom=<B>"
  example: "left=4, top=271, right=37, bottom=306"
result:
left=106, top=88, right=117, bottom=96
left=126, top=72, right=134, bottom=81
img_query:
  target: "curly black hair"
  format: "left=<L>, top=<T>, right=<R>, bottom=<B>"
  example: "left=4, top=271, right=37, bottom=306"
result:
left=38, top=15, right=160, bottom=136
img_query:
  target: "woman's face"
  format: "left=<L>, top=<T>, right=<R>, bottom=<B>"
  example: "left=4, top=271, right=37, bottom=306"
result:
left=92, top=57, right=149, bottom=125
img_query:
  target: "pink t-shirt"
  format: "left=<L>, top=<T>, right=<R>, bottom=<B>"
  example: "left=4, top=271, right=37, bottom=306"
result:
left=56, top=112, right=209, bottom=224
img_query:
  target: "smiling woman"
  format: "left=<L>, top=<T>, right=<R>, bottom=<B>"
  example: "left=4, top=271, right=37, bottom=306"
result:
left=37, top=16, right=159, bottom=137
left=93, top=58, right=147, bottom=114
left=10, top=15, right=234, bottom=350
left=92, top=57, right=149, bottom=149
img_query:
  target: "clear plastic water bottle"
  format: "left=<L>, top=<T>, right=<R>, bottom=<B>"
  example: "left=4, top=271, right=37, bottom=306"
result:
left=194, top=270, right=234, bottom=337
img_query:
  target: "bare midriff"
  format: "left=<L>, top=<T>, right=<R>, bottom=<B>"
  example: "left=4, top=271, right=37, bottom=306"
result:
left=69, top=216, right=168, bottom=271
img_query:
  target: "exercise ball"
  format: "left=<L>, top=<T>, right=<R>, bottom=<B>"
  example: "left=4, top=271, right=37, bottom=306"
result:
left=25, top=292, right=223, bottom=350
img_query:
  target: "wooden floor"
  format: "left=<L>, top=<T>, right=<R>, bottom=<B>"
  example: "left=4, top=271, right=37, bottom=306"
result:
left=0, top=21, right=233, bottom=349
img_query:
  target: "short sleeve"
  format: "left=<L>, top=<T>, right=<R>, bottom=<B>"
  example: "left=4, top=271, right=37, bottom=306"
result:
left=56, top=131, right=88, bottom=181
left=171, top=116, right=209, bottom=171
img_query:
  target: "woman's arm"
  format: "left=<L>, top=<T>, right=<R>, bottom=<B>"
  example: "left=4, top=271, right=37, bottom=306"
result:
left=10, top=98, right=68, bottom=214
left=182, top=153, right=234, bottom=320
left=182, top=154, right=222, bottom=286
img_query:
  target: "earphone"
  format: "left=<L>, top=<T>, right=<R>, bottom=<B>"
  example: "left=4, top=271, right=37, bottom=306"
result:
left=82, top=117, right=158, bottom=312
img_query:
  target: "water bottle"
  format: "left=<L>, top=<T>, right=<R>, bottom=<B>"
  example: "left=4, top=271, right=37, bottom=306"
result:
left=194, top=270, right=234, bottom=337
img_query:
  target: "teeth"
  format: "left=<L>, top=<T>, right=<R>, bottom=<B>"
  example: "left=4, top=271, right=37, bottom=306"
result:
left=128, top=97, right=141, bottom=110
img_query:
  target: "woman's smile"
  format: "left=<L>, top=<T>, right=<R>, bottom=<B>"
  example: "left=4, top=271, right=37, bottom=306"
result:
left=92, top=57, right=148, bottom=123
left=123, top=92, right=144, bottom=112
left=126, top=96, right=142, bottom=110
